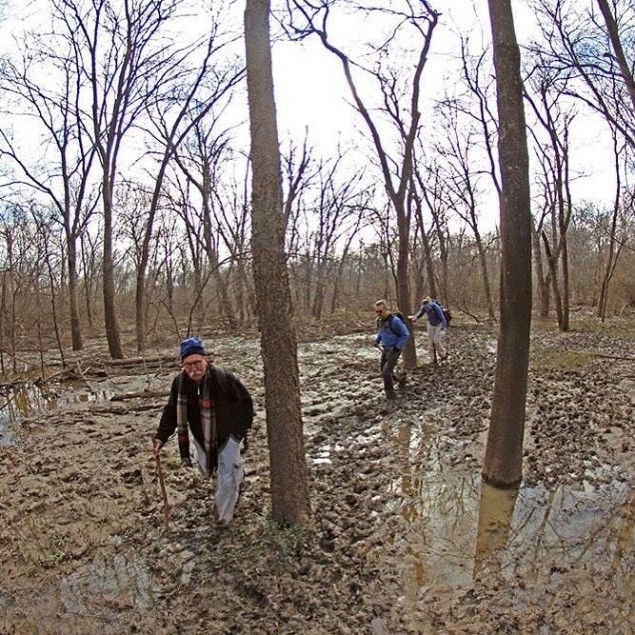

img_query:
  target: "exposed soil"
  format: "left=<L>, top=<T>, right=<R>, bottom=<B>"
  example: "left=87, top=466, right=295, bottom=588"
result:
left=0, top=316, right=633, bottom=634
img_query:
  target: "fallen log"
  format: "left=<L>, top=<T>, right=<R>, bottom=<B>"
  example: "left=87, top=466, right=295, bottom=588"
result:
left=105, top=354, right=176, bottom=367
left=110, top=390, right=169, bottom=401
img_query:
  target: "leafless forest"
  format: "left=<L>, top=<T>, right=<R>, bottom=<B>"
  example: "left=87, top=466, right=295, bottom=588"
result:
left=0, top=2, right=633, bottom=631
left=0, top=0, right=632, bottom=370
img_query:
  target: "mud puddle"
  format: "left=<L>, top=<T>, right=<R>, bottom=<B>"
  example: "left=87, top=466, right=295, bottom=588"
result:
left=60, top=552, right=154, bottom=619
left=385, top=420, right=633, bottom=632
left=0, top=382, right=114, bottom=447
left=1, top=323, right=633, bottom=633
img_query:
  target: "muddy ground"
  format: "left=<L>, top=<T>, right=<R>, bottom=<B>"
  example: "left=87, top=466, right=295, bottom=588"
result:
left=0, top=316, right=633, bottom=634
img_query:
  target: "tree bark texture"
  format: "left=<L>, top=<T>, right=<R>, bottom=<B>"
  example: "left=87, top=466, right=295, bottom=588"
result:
left=102, top=178, right=125, bottom=359
left=67, top=240, right=84, bottom=351
left=596, top=0, right=635, bottom=114
left=244, top=0, right=312, bottom=526
left=482, top=0, right=532, bottom=488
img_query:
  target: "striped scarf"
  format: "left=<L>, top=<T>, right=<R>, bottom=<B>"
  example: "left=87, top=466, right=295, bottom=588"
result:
left=176, top=367, right=217, bottom=476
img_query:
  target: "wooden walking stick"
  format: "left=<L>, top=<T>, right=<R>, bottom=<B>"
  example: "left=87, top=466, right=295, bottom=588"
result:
left=151, top=436, right=170, bottom=530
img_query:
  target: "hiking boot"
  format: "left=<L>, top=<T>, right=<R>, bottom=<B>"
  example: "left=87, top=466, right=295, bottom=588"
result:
left=213, top=505, right=231, bottom=528
left=396, top=373, right=407, bottom=390
left=385, top=390, right=397, bottom=400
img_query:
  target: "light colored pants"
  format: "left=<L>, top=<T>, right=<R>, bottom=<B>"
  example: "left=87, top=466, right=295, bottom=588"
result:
left=215, top=436, right=244, bottom=523
left=427, top=322, right=447, bottom=361
left=192, top=435, right=245, bottom=523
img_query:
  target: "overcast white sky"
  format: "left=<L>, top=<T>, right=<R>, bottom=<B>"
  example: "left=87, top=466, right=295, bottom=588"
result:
left=1, top=0, right=618, bottom=229
left=270, top=0, right=616, bottom=220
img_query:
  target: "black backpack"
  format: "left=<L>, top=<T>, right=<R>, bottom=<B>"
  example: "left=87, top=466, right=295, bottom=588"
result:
left=376, top=311, right=409, bottom=337
left=431, top=299, right=452, bottom=326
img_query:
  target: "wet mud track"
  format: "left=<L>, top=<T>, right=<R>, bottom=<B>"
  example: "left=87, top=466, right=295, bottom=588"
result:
left=0, top=321, right=633, bottom=633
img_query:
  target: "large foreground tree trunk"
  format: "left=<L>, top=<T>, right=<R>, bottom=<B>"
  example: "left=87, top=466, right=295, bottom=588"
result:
left=245, top=0, right=312, bottom=526
left=482, top=0, right=532, bottom=487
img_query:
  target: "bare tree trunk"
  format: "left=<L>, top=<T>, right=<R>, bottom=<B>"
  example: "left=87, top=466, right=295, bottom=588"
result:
left=201, top=193, right=238, bottom=328
left=422, top=233, right=437, bottom=300
left=291, top=1, right=439, bottom=371
left=245, top=0, right=311, bottom=527
left=0, top=271, right=6, bottom=375
left=394, top=199, right=415, bottom=369
left=558, top=164, right=572, bottom=331
left=3, top=233, right=19, bottom=375
left=596, top=0, right=635, bottom=113
left=532, top=221, right=549, bottom=318
left=80, top=232, right=98, bottom=329
left=474, top=228, right=496, bottom=320
left=67, top=242, right=84, bottom=351
left=541, top=231, right=564, bottom=329
left=559, top=219, right=570, bottom=331
left=597, top=136, right=626, bottom=320
left=482, top=0, right=532, bottom=488
left=45, top=244, right=67, bottom=369
left=102, top=180, right=125, bottom=359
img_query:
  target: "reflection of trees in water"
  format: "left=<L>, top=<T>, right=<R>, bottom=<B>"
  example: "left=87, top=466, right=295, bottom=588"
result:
left=394, top=421, right=428, bottom=605
left=387, top=413, right=632, bottom=629
left=397, top=422, right=416, bottom=522
left=394, top=421, right=479, bottom=602
left=0, top=384, right=40, bottom=445
left=473, top=481, right=519, bottom=577
left=473, top=480, right=633, bottom=606
left=383, top=422, right=630, bottom=635
left=519, top=485, right=628, bottom=571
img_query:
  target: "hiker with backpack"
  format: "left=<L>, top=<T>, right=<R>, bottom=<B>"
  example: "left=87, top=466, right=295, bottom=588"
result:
left=409, top=296, right=448, bottom=363
left=153, top=337, right=254, bottom=526
left=374, top=299, right=409, bottom=400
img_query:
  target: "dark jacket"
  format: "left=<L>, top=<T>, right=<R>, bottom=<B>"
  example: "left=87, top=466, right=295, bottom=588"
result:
left=156, top=366, right=254, bottom=465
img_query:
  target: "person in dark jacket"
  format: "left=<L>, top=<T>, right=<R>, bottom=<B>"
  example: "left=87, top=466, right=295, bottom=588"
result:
left=374, top=299, right=409, bottom=399
left=410, top=296, right=448, bottom=363
left=153, top=336, right=254, bottom=525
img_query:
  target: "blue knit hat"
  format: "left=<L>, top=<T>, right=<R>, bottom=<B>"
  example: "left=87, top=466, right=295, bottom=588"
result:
left=179, top=336, right=206, bottom=360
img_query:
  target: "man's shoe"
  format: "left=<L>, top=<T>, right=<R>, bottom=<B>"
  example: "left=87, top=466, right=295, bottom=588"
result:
left=386, top=391, right=397, bottom=400
left=213, top=505, right=230, bottom=528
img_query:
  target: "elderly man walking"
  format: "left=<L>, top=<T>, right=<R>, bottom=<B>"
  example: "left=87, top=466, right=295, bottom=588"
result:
left=153, top=337, right=254, bottom=525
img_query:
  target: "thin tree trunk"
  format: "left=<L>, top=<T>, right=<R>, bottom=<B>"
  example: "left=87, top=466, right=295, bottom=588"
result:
left=542, top=232, right=564, bottom=330
left=532, top=224, right=549, bottom=318
left=597, top=137, right=624, bottom=321
left=474, top=229, right=496, bottom=320
left=45, top=250, right=66, bottom=369
left=67, top=241, right=83, bottom=351
left=596, top=0, right=635, bottom=113
left=395, top=200, right=415, bottom=370
left=102, top=180, right=124, bottom=359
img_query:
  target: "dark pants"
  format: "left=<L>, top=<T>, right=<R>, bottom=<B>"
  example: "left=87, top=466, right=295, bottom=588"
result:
left=380, top=348, right=402, bottom=396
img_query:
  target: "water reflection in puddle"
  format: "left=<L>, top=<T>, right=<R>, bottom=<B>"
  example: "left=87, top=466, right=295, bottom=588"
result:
left=387, top=421, right=633, bottom=610
left=0, top=382, right=111, bottom=446
left=60, top=554, right=154, bottom=618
